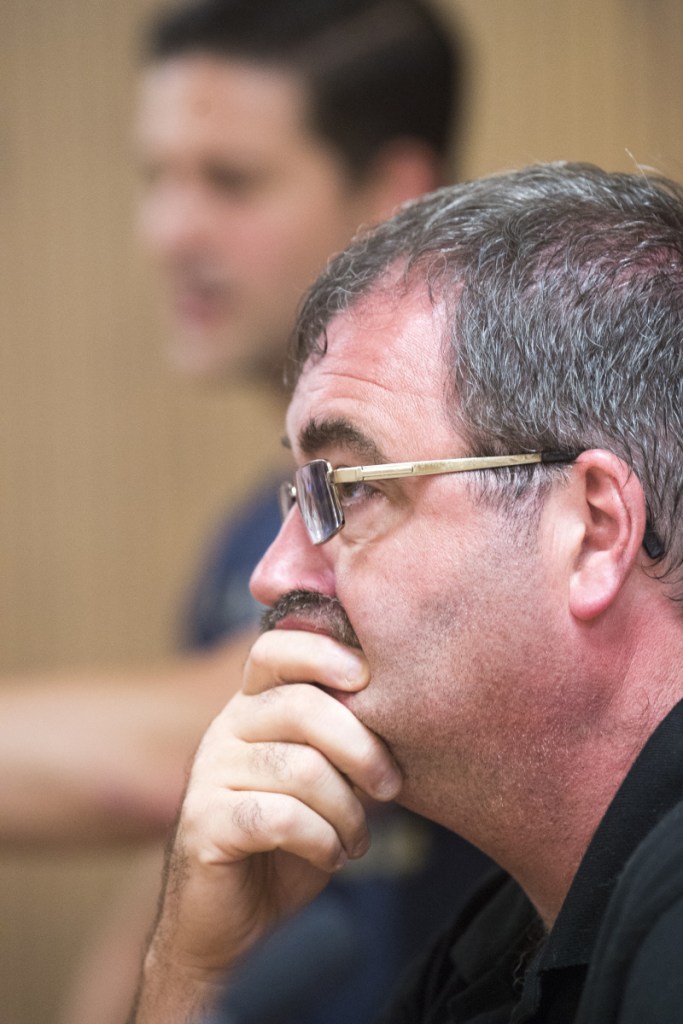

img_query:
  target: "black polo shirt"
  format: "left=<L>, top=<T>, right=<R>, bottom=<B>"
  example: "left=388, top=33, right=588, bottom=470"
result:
left=377, top=699, right=683, bottom=1023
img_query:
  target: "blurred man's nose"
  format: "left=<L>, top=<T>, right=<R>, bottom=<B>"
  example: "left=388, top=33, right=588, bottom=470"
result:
left=250, top=506, right=336, bottom=608
left=139, top=184, right=212, bottom=261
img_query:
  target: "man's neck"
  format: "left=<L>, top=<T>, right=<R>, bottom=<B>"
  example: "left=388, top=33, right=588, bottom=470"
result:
left=515, top=667, right=683, bottom=926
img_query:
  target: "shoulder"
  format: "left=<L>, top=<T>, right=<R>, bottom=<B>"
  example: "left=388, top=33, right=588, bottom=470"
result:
left=579, top=801, right=683, bottom=1023
left=619, top=891, right=683, bottom=1022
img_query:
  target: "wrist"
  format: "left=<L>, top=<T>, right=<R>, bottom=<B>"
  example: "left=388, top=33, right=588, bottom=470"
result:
left=130, top=944, right=227, bottom=1024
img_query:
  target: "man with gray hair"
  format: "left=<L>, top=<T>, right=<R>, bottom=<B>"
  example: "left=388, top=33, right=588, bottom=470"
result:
left=131, top=162, right=683, bottom=1023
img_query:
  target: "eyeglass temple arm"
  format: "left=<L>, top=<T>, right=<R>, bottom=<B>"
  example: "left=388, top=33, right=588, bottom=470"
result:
left=326, top=450, right=665, bottom=557
left=332, top=450, right=579, bottom=484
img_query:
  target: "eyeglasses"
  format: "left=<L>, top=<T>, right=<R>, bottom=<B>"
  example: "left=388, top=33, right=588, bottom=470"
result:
left=279, top=451, right=579, bottom=545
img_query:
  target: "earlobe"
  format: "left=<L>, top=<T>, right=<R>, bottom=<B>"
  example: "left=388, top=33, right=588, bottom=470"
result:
left=567, top=451, right=648, bottom=621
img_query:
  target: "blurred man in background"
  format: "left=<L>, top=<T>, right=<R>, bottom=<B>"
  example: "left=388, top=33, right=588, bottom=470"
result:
left=2, top=1, right=491, bottom=1021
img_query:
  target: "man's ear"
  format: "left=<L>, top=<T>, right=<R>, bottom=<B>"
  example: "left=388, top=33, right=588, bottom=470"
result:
left=566, top=450, right=648, bottom=621
left=361, top=139, right=443, bottom=223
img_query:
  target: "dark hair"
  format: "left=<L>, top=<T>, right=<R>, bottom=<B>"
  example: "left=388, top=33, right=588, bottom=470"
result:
left=143, top=0, right=462, bottom=179
left=292, top=162, right=683, bottom=599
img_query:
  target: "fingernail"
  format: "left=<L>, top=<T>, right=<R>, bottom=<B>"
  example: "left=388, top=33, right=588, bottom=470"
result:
left=341, top=652, right=366, bottom=684
left=334, top=850, right=348, bottom=871
left=375, top=770, right=402, bottom=801
left=350, top=831, right=371, bottom=859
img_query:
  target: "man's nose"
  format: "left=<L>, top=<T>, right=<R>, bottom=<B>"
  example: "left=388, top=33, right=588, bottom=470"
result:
left=250, top=506, right=336, bottom=608
left=138, top=184, right=212, bottom=260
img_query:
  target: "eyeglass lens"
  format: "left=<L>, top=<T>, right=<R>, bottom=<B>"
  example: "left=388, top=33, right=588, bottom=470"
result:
left=294, top=460, right=343, bottom=544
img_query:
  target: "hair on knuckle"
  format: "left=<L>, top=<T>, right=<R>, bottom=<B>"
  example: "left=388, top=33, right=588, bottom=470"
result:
left=231, top=797, right=265, bottom=840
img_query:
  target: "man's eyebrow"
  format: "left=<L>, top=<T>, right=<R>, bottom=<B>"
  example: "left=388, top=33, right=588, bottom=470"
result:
left=297, top=417, right=389, bottom=465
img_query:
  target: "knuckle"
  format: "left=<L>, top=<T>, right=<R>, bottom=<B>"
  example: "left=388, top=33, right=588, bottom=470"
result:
left=294, top=746, right=332, bottom=790
left=267, top=797, right=300, bottom=843
left=231, top=796, right=265, bottom=841
left=249, top=742, right=291, bottom=781
left=255, top=686, right=283, bottom=708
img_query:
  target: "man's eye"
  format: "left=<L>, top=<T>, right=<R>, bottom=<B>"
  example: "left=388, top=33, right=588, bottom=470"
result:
left=336, top=480, right=377, bottom=509
left=207, top=164, right=265, bottom=198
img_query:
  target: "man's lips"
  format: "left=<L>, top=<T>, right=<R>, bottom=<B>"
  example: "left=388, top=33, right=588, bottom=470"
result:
left=272, top=614, right=337, bottom=639
left=172, top=287, right=229, bottom=326
left=261, top=590, right=361, bottom=650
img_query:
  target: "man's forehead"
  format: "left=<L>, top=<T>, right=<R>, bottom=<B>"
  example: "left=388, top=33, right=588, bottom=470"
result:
left=287, top=286, right=454, bottom=454
left=137, top=54, right=310, bottom=146
left=305, top=285, right=445, bottom=382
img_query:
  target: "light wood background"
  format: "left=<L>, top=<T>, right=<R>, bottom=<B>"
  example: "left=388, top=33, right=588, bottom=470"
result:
left=1, top=1, right=682, bottom=1021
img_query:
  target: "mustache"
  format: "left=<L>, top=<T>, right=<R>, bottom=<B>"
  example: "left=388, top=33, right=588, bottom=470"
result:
left=260, top=590, right=361, bottom=650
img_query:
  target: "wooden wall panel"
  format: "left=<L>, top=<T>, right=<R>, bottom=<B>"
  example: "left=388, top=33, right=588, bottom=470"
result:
left=439, top=0, right=683, bottom=181
left=0, top=1, right=681, bottom=1021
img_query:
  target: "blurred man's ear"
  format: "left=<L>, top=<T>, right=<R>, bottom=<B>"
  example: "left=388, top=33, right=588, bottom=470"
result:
left=362, top=140, right=444, bottom=223
left=564, top=450, right=648, bottom=621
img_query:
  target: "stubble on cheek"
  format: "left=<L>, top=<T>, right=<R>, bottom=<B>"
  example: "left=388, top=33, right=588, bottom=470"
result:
left=350, top=587, right=490, bottom=796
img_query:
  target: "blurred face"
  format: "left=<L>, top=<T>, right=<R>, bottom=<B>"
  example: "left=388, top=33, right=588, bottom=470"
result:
left=135, top=55, right=377, bottom=381
left=250, top=286, right=569, bottom=835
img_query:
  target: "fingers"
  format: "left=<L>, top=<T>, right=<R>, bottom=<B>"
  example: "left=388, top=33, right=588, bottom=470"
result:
left=178, top=628, right=401, bottom=892
left=182, top=698, right=374, bottom=875
left=236, top=628, right=401, bottom=802
left=134, top=633, right=390, bottom=1009
left=216, top=737, right=371, bottom=860
left=184, top=788, right=361, bottom=874
left=226, top=683, right=401, bottom=803
left=183, top=624, right=402, bottom=878
left=244, top=630, right=369, bottom=695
